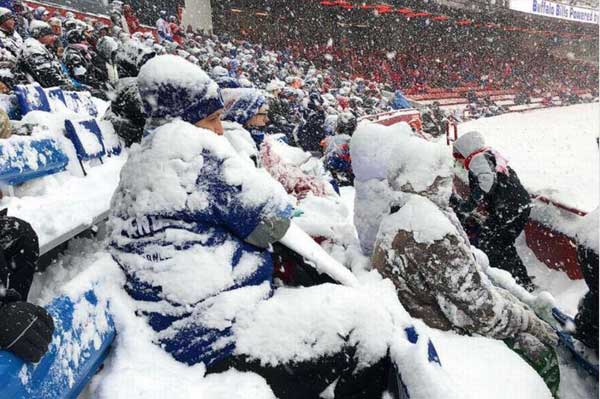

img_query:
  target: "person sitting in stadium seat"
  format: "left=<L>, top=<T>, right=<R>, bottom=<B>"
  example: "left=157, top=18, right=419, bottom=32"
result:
left=19, top=20, right=75, bottom=89
left=109, top=55, right=408, bottom=399
left=0, top=211, right=54, bottom=364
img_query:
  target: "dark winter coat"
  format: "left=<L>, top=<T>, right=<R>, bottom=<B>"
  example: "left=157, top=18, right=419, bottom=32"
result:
left=103, top=77, right=145, bottom=147
left=62, top=43, right=106, bottom=91
left=18, top=38, right=74, bottom=89
left=0, top=29, right=25, bottom=88
left=452, top=132, right=531, bottom=224
left=297, top=108, right=325, bottom=153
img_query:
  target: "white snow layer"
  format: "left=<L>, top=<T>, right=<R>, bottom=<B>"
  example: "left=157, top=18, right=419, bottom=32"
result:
left=459, top=103, right=599, bottom=213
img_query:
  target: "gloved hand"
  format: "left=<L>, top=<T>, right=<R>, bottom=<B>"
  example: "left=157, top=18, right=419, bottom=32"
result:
left=0, top=302, right=54, bottom=363
left=449, top=193, right=462, bottom=209
left=526, top=316, right=559, bottom=348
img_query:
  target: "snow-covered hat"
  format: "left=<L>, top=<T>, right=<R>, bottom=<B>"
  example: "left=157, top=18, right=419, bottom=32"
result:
left=452, top=131, right=485, bottom=159
left=137, top=55, right=224, bottom=124
left=29, top=20, right=53, bottom=39
left=221, top=88, right=266, bottom=126
left=0, top=8, right=14, bottom=25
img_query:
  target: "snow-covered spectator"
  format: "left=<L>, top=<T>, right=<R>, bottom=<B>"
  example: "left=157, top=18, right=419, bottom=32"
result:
left=19, top=20, right=74, bottom=89
left=0, top=212, right=54, bottom=364
left=321, top=112, right=355, bottom=186
left=574, top=208, right=599, bottom=353
left=222, top=87, right=269, bottom=146
left=155, top=10, right=172, bottom=43
left=450, top=131, right=535, bottom=291
left=0, top=7, right=24, bottom=90
left=108, top=55, right=412, bottom=398
left=370, top=134, right=560, bottom=395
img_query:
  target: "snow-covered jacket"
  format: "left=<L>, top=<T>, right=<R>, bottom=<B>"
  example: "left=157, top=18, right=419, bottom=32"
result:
left=155, top=17, right=172, bottom=43
left=391, top=90, right=411, bottom=110
left=371, top=193, right=555, bottom=343
left=322, top=134, right=352, bottom=174
left=109, top=120, right=293, bottom=366
left=18, top=38, right=74, bottom=89
left=0, top=29, right=24, bottom=87
left=452, top=131, right=531, bottom=222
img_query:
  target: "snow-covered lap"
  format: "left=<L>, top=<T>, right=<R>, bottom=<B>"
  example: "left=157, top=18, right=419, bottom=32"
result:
left=428, top=329, right=552, bottom=399
left=458, top=103, right=599, bottom=212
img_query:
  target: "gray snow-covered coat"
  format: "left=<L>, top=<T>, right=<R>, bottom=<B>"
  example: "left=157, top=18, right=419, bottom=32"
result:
left=371, top=193, right=555, bottom=345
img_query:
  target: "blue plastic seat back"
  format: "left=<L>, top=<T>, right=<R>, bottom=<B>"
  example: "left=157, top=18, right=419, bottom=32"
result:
left=97, top=120, right=122, bottom=156
left=14, top=84, right=51, bottom=115
left=0, top=94, right=22, bottom=120
left=44, top=87, right=67, bottom=112
left=62, top=91, right=98, bottom=117
left=64, top=118, right=106, bottom=161
left=0, top=137, right=69, bottom=186
left=0, top=290, right=116, bottom=399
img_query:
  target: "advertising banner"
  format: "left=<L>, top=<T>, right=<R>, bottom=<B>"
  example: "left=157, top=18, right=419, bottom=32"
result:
left=510, top=0, right=599, bottom=24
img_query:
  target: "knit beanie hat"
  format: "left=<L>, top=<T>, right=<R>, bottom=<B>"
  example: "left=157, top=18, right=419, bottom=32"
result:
left=0, top=8, right=14, bottom=26
left=221, top=88, right=266, bottom=126
left=29, top=20, right=54, bottom=39
left=137, top=55, right=224, bottom=124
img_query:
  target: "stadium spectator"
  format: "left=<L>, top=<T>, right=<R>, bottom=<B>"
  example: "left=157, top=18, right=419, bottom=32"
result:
left=19, top=20, right=74, bottom=89
left=0, top=7, right=24, bottom=90
left=122, top=5, right=140, bottom=34
left=155, top=10, right=172, bottom=43
left=450, top=131, right=535, bottom=291
left=109, top=55, right=405, bottom=398
left=0, top=211, right=54, bottom=364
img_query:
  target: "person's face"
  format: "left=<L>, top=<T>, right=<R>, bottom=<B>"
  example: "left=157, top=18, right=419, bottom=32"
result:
left=247, top=106, right=269, bottom=128
left=51, top=24, right=61, bottom=36
left=195, top=109, right=224, bottom=135
left=1, top=17, right=15, bottom=33
left=39, top=34, right=57, bottom=47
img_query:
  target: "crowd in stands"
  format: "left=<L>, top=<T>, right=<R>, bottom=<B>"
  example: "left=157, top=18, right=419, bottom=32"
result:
left=0, top=2, right=597, bottom=396
left=215, top=1, right=599, bottom=97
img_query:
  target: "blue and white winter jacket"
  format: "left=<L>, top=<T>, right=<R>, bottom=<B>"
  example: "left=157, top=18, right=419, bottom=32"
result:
left=109, top=120, right=292, bottom=367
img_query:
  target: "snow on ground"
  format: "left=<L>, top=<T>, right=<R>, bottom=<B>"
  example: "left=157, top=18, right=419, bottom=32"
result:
left=458, top=103, right=599, bottom=213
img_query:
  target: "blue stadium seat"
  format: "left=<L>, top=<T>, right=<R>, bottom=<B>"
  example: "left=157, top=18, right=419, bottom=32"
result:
left=0, top=290, right=116, bottom=399
left=0, top=94, right=22, bottom=120
left=0, top=137, right=69, bottom=186
left=13, top=84, right=51, bottom=114
left=64, top=118, right=106, bottom=162
left=62, top=91, right=98, bottom=117
left=44, top=87, right=67, bottom=112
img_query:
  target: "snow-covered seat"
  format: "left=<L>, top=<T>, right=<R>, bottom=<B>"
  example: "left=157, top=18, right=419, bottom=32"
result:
left=0, top=136, right=69, bottom=186
left=0, top=93, right=22, bottom=120
left=64, top=118, right=106, bottom=174
left=14, top=83, right=52, bottom=114
left=0, top=290, right=115, bottom=399
left=62, top=91, right=98, bottom=117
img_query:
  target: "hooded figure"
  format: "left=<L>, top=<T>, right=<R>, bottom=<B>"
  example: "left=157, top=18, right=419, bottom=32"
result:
left=108, top=55, right=444, bottom=399
left=450, top=131, right=534, bottom=291
left=390, top=90, right=411, bottom=110
left=371, top=135, right=560, bottom=396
